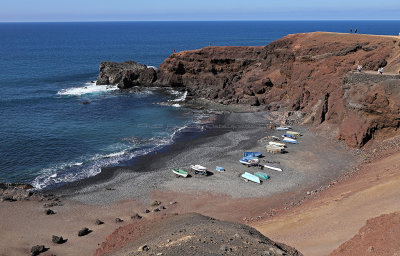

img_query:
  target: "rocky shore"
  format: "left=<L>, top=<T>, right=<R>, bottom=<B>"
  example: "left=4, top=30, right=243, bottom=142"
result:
left=98, top=32, right=400, bottom=148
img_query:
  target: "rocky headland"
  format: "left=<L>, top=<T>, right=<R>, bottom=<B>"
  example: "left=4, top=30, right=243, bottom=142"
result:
left=98, top=32, right=400, bottom=148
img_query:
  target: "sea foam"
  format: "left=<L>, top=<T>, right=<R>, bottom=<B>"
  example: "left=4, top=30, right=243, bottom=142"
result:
left=57, top=81, right=118, bottom=96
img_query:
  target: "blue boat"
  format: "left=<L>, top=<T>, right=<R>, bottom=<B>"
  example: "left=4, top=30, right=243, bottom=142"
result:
left=241, top=172, right=261, bottom=183
left=283, top=134, right=297, bottom=139
left=283, top=137, right=298, bottom=144
left=239, top=157, right=259, bottom=166
left=216, top=166, right=225, bottom=172
left=243, top=152, right=263, bottom=158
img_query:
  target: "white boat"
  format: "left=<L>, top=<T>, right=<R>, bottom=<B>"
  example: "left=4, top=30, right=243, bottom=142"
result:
left=190, top=165, right=207, bottom=175
left=190, top=165, right=207, bottom=171
left=241, top=172, right=261, bottom=183
left=239, top=157, right=259, bottom=166
left=269, top=141, right=285, bottom=147
left=264, top=165, right=283, bottom=172
left=277, top=126, right=291, bottom=131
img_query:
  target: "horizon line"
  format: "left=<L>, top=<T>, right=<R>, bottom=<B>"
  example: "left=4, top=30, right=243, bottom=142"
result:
left=1, top=19, right=400, bottom=23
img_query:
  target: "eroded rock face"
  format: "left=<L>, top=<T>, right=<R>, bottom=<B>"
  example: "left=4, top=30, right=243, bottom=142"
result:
left=96, top=61, right=156, bottom=89
left=339, top=73, right=400, bottom=147
left=97, top=32, right=400, bottom=147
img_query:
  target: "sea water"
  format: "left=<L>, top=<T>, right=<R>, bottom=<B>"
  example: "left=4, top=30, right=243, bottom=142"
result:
left=1, top=21, right=399, bottom=189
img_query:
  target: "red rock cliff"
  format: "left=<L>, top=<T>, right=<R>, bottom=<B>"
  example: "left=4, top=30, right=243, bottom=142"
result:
left=154, top=32, right=400, bottom=147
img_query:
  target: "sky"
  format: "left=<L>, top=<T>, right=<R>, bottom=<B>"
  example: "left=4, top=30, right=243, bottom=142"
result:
left=1, top=0, right=400, bottom=22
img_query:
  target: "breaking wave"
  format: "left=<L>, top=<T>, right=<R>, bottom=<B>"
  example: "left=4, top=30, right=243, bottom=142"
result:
left=57, top=81, right=118, bottom=96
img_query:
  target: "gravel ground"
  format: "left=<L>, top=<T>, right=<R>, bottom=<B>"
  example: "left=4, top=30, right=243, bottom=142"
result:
left=55, top=111, right=357, bottom=205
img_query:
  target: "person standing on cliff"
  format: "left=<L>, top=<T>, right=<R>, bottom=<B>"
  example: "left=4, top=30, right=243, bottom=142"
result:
left=355, top=28, right=358, bottom=33
left=357, top=65, right=363, bottom=72
left=350, top=28, right=353, bottom=33
left=378, top=67, right=384, bottom=74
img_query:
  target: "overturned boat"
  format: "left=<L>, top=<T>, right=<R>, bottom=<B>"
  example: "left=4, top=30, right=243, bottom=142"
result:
left=241, top=172, right=261, bottom=183
left=264, top=164, right=283, bottom=172
left=254, top=172, right=269, bottom=180
left=243, top=152, right=263, bottom=158
left=283, top=137, right=298, bottom=144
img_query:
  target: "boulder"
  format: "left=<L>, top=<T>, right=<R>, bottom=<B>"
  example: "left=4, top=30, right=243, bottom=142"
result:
left=95, top=219, right=104, bottom=225
left=78, top=227, right=91, bottom=237
left=52, top=235, right=65, bottom=244
left=45, top=209, right=55, bottom=215
left=31, top=245, right=46, bottom=256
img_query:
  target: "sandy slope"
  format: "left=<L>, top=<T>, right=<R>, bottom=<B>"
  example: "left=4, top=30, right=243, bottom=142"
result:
left=254, top=150, right=400, bottom=256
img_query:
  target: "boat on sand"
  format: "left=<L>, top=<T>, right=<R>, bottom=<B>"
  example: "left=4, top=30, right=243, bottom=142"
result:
left=264, top=165, right=282, bottom=172
left=239, top=157, right=260, bottom=166
left=277, top=126, right=291, bottom=131
left=254, top=172, right=269, bottom=180
left=172, top=169, right=188, bottom=177
left=241, top=172, right=261, bottom=183
left=269, top=141, right=285, bottom=147
left=283, top=137, right=297, bottom=144
left=191, top=165, right=207, bottom=175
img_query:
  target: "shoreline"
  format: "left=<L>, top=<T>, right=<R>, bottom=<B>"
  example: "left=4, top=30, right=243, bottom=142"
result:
left=51, top=110, right=357, bottom=206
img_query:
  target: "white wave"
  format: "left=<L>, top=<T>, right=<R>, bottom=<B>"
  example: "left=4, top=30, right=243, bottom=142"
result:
left=171, top=103, right=181, bottom=107
left=57, top=81, right=118, bottom=96
left=147, top=65, right=158, bottom=70
left=31, top=133, right=180, bottom=190
left=167, top=90, right=188, bottom=104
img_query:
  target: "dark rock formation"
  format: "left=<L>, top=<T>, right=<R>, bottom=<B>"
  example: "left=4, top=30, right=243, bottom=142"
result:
left=31, top=245, right=46, bottom=256
left=115, top=218, right=124, bottom=223
left=52, top=235, right=66, bottom=244
left=45, top=209, right=55, bottom=215
left=94, top=213, right=303, bottom=256
left=96, top=61, right=156, bottom=89
left=0, top=183, right=34, bottom=202
left=78, top=227, right=91, bottom=237
left=95, top=219, right=104, bottom=225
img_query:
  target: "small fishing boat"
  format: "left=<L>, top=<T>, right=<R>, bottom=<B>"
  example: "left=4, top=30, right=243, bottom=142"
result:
left=239, top=157, right=260, bottom=166
left=277, top=126, right=291, bottom=131
left=264, top=164, right=282, bottom=172
left=216, top=166, right=225, bottom=172
left=241, top=172, right=261, bottom=183
left=191, top=165, right=207, bottom=175
left=172, top=169, right=188, bottom=177
left=243, top=152, right=263, bottom=158
left=269, top=141, right=286, bottom=147
left=283, top=137, right=297, bottom=144
left=254, top=172, right=269, bottom=180
left=286, top=131, right=301, bottom=136
left=282, top=134, right=297, bottom=139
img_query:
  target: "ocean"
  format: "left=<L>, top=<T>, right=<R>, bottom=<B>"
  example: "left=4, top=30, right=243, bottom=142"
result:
left=1, top=21, right=399, bottom=189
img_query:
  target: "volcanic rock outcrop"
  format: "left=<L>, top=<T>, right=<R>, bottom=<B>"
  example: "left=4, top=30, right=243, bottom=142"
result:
left=98, top=32, right=400, bottom=147
left=96, top=61, right=156, bottom=89
left=94, top=213, right=303, bottom=256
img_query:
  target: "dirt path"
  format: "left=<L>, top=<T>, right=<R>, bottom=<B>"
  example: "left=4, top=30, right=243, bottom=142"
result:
left=254, top=151, right=400, bottom=256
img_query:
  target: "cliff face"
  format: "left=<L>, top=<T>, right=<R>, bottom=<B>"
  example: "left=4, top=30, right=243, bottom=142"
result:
left=98, top=32, right=400, bottom=147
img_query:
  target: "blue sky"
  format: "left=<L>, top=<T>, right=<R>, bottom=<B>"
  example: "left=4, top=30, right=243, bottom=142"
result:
left=1, top=0, right=400, bottom=22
